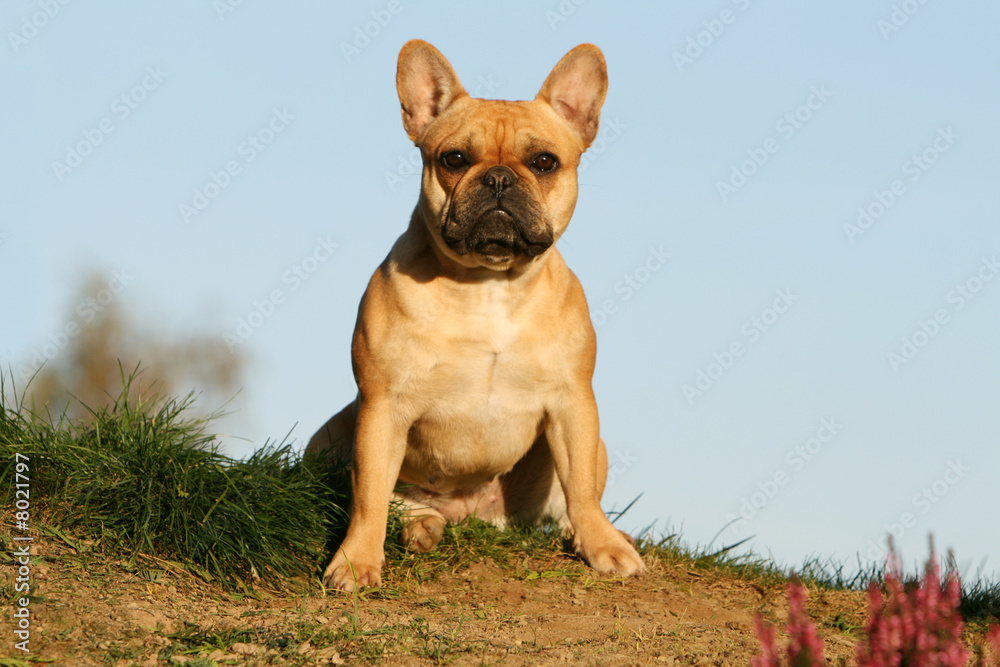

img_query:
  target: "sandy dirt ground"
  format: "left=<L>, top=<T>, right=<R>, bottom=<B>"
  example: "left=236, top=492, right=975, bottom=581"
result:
left=0, top=538, right=882, bottom=666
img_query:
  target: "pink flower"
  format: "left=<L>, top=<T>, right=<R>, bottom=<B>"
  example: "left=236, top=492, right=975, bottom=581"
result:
left=856, top=546, right=968, bottom=667
left=754, top=540, right=998, bottom=666
left=753, top=614, right=781, bottom=667
left=752, top=580, right=826, bottom=667
left=785, top=580, right=826, bottom=667
left=974, top=626, right=1000, bottom=667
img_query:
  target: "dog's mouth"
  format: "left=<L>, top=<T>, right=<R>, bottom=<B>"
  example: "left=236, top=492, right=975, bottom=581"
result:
left=469, top=209, right=520, bottom=258
left=443, top=208, right=552, bottom=260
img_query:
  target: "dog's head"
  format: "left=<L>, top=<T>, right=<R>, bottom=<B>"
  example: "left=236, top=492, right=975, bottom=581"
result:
left=396, top=40, right=607, bottom=271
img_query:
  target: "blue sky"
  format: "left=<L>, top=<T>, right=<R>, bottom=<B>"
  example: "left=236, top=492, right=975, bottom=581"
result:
left=3, top=1, right=998, bottom=581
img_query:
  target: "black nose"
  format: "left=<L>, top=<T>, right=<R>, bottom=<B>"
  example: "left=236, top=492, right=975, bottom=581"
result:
left=481, top=165, right=518, bottom=197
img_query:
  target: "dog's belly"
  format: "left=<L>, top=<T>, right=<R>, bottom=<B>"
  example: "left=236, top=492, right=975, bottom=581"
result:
left=396, top=350, right=547, bottom=494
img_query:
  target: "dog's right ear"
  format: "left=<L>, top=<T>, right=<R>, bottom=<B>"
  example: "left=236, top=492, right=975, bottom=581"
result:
left=396, top=40, right=467, bottom=143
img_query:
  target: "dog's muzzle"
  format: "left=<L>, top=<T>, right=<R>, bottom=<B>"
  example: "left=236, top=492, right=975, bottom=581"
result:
left=442, top=166, right=555, bottom=259
left=442, top=209, right=551, bottom=258
left=468, top=209, right=524, bottom=256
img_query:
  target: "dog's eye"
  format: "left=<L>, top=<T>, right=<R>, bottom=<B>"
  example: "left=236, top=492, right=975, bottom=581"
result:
left=441, top=151, right=469, bottom=169
left=530, top=153, right=558, bottom=173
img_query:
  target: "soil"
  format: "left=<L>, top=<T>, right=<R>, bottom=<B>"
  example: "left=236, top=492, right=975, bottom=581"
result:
left=0, top=538, right=886, bottom=666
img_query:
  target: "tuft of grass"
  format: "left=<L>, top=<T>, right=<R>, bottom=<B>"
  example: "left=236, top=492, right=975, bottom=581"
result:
left=638, top=530, right=796, bottom=590
left=0, top=659, right=33, bottom=667
left=963, top=575, right=1000, bottom=622
left=637, top=529, right=998, bottom=625
left=0, top=370, right=347, bottom=589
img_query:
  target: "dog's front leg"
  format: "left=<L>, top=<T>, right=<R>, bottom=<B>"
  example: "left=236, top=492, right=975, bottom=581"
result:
left=545, top=392, right=646, bottom=577
left=322, top=397, right=408, bottom=591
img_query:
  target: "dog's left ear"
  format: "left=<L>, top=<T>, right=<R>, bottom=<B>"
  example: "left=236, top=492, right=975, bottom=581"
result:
left=397, top=40, right=468, bottom=143
left=536, top=44, right=608, bottom=148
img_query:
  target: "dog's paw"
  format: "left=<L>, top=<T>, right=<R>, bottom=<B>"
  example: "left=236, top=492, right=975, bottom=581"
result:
left=322, top=551, right=383, bottom=592
left=618, top=529, right=638, bottom=548
left=402, top=513, right=446, bottom=553
left=576, top=531, right=646, bottom=577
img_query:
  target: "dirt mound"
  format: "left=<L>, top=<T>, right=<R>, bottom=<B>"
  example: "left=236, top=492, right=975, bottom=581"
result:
left=0, top=540, right=875, bottom=666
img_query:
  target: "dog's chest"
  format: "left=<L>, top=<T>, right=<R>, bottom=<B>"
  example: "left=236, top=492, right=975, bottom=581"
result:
left=398, top=287, right=554, bottom=476
left=421, top=303, right=544, bottom=412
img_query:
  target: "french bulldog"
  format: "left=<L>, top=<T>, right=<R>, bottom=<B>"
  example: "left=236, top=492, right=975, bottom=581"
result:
left=307, top=39, right=645, bottom=591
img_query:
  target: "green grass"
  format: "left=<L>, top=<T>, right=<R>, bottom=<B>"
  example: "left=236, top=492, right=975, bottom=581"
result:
left=636, top=530, right=999, bottom=622
left=1, top=368, right=998, bottom=622
left=0, top=370, right=347, bottom=590
left=961, top=574, right=1000, bottom=623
